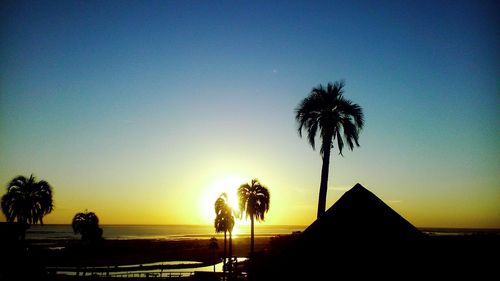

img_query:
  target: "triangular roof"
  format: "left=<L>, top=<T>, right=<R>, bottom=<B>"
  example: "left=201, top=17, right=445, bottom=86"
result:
left=253, top=184, right=490, bottom=280
left=302, top=183, right=422, bottom=241
left=251, top=184, right=425, bottom=280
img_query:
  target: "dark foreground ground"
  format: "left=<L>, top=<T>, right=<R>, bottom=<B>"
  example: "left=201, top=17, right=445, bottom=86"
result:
left=37, top=237, right=269, bottom=266
left=1, top=233, right=499, bottom=281
left=250, top=232, right=500, bottom=280
left=0, top=237, right=268, bottom=281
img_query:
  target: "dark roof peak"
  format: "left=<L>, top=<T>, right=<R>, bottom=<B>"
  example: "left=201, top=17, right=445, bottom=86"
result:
left=303, top=183, right=422, bottom=240
left=348, top=183, right=368, bottom=193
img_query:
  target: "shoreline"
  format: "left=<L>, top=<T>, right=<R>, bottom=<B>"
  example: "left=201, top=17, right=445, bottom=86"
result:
left=25, top=224, right=308, bottom=241
left=29, top=230, right=500, bottom=267
left=5, top=232, right=500, bottom=280
left=19, top=229, right=500, bottom=268
left=29, top=236, right=274, bottom=267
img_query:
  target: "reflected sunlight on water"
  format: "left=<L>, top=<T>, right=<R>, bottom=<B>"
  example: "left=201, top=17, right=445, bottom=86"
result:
left=52, top=257, right=249, bottom=276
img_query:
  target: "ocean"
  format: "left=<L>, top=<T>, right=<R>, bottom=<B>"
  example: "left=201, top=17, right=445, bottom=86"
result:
left=26, top=224, right=307, bottom=240
left=26, top=224, right=500, bottom=240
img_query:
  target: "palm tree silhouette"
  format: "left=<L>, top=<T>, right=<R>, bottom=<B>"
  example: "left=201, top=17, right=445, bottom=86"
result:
left=72, top=211, right=103, bottom=242
left=238, top=179, right=270, bottom=257
left=296, top=81, right=364, bottom=218
left=214, top=193, right=235, bottom=274
left=1, top=174, right=54, bottom=239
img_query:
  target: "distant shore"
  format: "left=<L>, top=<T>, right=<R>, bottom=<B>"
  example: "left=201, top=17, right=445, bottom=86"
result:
left=419, top=227, right=500, bottom=235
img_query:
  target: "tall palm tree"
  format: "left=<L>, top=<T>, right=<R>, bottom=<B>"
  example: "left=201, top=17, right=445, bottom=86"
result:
left=238, top=179, right=270, bottom=257
left=214, top=193, right=234, bottom=273
left=296, top=81, right=364, bottom=218
left=1, top=174, right=54, bottom=239
left=72, top=211, right=103, bottom=242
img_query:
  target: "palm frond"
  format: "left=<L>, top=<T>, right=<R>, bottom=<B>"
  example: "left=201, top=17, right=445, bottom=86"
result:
left=335, top=130, right=345, bottom=156
left=237, top=179, right=270, bottom=222
left=341, top=117, right=360, bottom=150
left=295, top=80, right=363, bottom=157
left=338, top=97, right=364, bottom=129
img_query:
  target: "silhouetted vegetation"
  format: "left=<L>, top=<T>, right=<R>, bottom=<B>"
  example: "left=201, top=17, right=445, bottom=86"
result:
left=295, top=81, right=364, bottom=218
left=214, top=192, right=234, bottom=275
left=72, top=211, right=103, bottom=242
left=1, top=174, right=54, bottom=239
left=238, top=179, right=270, bottom=257
left=0, top=174, right=53, bottom=281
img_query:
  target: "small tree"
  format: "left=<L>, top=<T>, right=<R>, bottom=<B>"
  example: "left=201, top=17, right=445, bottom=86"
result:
left=72, top=211, right=103, bottom=242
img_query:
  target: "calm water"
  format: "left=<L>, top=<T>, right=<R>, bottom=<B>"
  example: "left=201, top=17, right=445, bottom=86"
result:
left=53, top=258, right=248, bottom=276
left=26, top=224, right=306, bottom=240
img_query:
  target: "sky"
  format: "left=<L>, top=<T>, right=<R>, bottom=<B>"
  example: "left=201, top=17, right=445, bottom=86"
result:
left=1, top=0, right=498, bottom=228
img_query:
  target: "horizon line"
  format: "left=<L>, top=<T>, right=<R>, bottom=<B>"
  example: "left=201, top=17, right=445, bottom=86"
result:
left=21, top=223, right=500, bottom=231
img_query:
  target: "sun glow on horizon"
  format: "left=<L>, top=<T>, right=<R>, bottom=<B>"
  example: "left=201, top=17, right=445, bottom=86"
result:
left=199, top=174, right=250, bottom=228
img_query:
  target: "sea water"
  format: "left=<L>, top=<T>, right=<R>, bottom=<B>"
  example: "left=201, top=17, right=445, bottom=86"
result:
left=26, top=224, right=306, bottom=240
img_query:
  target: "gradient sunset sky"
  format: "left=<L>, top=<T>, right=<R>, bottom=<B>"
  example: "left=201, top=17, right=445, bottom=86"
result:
left=1, top=1, right=498, bottom=228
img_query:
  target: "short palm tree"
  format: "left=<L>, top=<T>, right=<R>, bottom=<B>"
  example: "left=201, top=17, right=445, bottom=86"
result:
left=1, top=174, right=54, bottom=239
left=296, top=81, right=364, bottom=219
left=238, top=179, right=270, bottom=257
left=214, top=193, right=235, bottom=272
left=72, top=211, right=103, bottom=242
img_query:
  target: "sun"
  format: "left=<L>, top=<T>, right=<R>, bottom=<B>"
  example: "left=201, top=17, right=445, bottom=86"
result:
left=200, top=174, right=247, bottom=226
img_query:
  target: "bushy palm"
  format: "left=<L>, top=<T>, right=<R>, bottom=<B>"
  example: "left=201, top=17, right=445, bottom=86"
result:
left=72, top=211, right=103, bottom=242
left=296, top=81, right=364, bottom=218
left=1, top=174, right=54, bottom=239
left=238, top=179, right=270, bottom=256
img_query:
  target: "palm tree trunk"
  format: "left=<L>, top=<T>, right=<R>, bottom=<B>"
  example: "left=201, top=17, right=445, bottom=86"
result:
left=228, top=231, right=233, bottom=277
left=212, top=249, right=216, bottom=272
left=250, top=216, right=255, bottom=256
left=223, top=231, right=227, bottom=269
left=317, top=138, right=332, bottom=218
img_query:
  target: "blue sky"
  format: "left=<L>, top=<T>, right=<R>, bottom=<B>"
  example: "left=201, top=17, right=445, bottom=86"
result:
left=1, top=0, right=498, bottom=227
